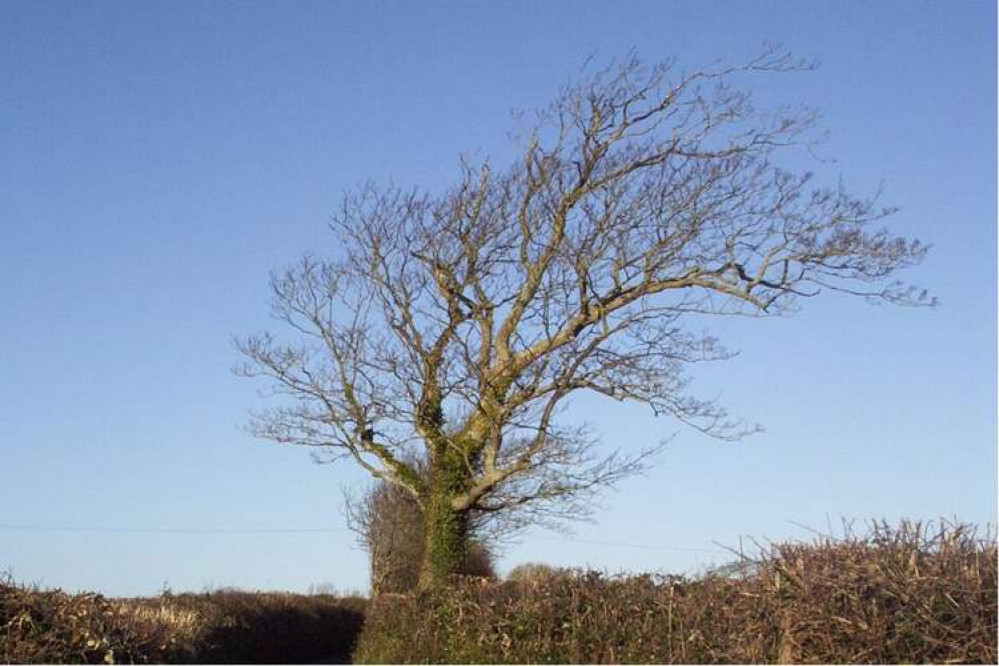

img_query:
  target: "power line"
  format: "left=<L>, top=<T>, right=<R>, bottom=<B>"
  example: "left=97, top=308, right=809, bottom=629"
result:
left=533, top=535, right=726, bottom=554
left=0, top=523, right=727, bottom=554
left=0, top=524, right=350, bottom=534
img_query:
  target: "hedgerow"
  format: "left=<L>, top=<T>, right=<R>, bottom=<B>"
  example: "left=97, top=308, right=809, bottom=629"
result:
left=355, top=520, right=997, bottom=664
left=0, top=579, right=365, bottom=664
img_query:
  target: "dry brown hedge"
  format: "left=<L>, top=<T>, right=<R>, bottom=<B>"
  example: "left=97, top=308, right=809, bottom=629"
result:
left=162, top=589, right=366, bottom=664
left=355, top=520, right=997, bottom=664
left=0, top=579, right=366, bottom=664
left=0, top=577, right=198, bottom=664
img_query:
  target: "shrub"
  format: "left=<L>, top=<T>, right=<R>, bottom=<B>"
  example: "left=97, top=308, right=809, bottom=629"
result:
left=349, top=476, right=497, bottom=595
left=505, top=562, right=563, bottom=584
left=354, top=520, right=997, bottom=664
left=464, top=543, right=497, bottom=581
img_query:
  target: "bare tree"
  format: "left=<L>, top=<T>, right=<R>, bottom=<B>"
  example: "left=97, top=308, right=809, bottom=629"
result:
left=347, top=479, right=425, bottom=595
left=235, top=48, right=931, bottom=588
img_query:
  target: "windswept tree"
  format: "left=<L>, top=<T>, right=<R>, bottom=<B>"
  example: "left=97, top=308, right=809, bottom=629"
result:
left=235, top=48, right=930, bottom=588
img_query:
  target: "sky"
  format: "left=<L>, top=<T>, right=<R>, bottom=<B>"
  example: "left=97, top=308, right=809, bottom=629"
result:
left=0, top=1, right=995, bottom=597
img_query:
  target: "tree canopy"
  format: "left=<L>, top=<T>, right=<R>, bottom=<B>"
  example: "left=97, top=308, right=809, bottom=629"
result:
left=236, top=48, right=930, bottom=586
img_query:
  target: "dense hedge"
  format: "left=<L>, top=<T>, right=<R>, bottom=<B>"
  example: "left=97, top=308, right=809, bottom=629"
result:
left=161, top=590, right=366, bottom=664
left=5, top=521, right=994, bottom=663
left=355, top=521, right=997, bottom=664
left=1, top=578, right=196, bottom=664
left=0, top=580, right=366, bottom=664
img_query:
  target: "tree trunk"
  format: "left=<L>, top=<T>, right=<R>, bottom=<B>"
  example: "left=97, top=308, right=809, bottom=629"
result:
left=417, top=455, right=471, bottom=589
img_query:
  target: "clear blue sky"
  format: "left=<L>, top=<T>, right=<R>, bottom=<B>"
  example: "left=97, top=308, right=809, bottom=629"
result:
left=1, top=1, right=994, bottom=596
